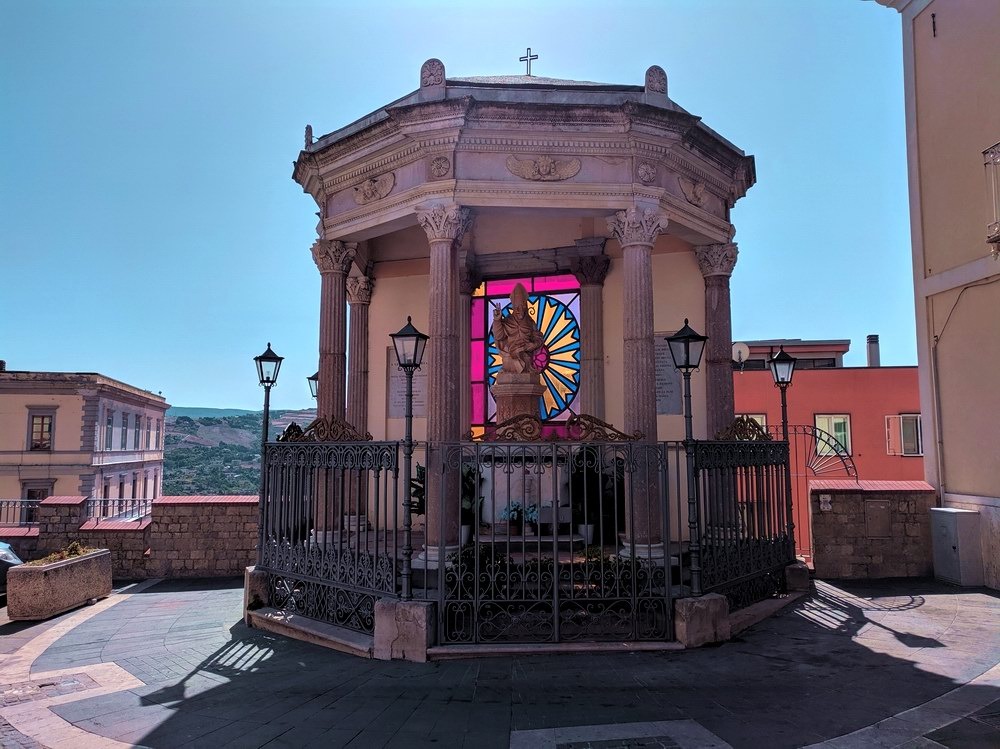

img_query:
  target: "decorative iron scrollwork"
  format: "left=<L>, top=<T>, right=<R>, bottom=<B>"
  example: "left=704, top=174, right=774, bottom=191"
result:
left=277, top=417, right=373, bottom=443
left=482, top=414, right=543, bottom=442
left=714, top=415, right=772, bottom=441
left=565, top=414, right=642, bottom=442
left=481, top=413, right=641, bottom=443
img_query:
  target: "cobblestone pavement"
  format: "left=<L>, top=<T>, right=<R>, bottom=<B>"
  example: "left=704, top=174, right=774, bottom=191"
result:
left=0, top=577, right=997, bottom=748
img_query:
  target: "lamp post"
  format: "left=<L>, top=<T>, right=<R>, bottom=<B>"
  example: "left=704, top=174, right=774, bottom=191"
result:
left=769, top=345, right=797, bottom=557
left=254, top=343, right=283, bottom=565
left=667, top=319, right=707, bottom=595
left=307, top=370, right=319, bottom=400
left=390, top=317, right=428, bottom=601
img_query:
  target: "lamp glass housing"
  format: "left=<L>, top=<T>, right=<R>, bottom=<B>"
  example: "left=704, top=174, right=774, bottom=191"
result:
left=666, top=319, right=708, bottom=371
left=769, top=346, right=797, bottom=386
left=391, top=317, right=429, bottom=369
left=307, top=371, right=319, bottom=399
left=254, top=343, right=283, bottom=386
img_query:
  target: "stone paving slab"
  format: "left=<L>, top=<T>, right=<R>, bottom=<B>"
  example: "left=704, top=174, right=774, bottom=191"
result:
left=0, top=577, right=997, bottom=747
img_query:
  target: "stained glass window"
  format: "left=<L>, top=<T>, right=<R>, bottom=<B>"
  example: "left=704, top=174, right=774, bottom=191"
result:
left=470, top=274, right=581, bottom=435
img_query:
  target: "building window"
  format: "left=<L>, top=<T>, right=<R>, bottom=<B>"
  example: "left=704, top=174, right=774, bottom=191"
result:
left=132, top=472, right=138, bottom=499
left=27, top=410, right=55, bottom=451
left=103, top=478, right=110, bottom=499
left=152, top=469, right=159, bottom=499
left=120, top=414, right=129, bottom=451
left=105, top=411, right=114, bottom=451
left=155, top=419, right=161, bottom=449
left=738, top=413, right=767, bottom=428
left=133, top=415, right=141, bottom=450
left=146, top=418, right=152, bottom=450
left=886, top=414, right=923, bottom=456
left=118, top=475, right=126, bottom=499
left=815, top=414, right=851, bottom=456
left=143, top=473, right=149, bottom=497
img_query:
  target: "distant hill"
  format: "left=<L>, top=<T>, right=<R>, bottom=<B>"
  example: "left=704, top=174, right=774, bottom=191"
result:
left=167, top=407, right=257, bottom=418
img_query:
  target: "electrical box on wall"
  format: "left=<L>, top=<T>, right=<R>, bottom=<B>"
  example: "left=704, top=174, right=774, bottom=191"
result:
left=930, top=508, right=984, bottom=586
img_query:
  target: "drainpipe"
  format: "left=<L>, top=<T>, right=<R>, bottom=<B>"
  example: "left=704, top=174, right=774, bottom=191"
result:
left=930, top=338, right=946, bottom=507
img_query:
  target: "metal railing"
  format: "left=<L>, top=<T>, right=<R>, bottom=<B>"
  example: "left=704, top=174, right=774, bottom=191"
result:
left=86, top=497, right=153, bottom=522
left=0, top=499, right=41, bottom=526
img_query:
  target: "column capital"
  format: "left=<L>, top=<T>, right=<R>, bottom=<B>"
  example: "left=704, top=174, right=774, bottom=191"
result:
left=570, top=254, right=610, bottom=286
left=694, top=243, right=738, bottom=278
left=346, top=275, right=374, bottom=305
left=312, top=240, right=356, bottom=275
left=459, top=259, right=481, bottom=296
left=607, top=205, right=668, bottom=248
left=416, top=202, right=472, bottom=245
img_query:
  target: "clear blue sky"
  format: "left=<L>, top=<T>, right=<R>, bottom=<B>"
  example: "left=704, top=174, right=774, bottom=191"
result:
left=1, top=0, right=909, bottom=410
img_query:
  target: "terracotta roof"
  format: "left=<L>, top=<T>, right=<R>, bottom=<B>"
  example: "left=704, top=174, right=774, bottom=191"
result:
left=0, top=526, right=39, bottom=537
left=39, top=495, right=88, bottom=505
left=79, top=518, right=151, bottom=532
left=809, top=479, right=935, bottom=492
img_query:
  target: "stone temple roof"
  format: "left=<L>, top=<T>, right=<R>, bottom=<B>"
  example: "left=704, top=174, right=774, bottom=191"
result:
left=447, top=75, right=637, bottom=90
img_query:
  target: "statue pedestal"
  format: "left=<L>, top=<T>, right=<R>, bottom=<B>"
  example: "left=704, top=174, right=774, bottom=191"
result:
left=491, top=372, right=545, bottom=423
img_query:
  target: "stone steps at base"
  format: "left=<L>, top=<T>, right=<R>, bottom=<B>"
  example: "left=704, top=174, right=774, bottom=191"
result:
left=248, top=607, right=373, bottom=658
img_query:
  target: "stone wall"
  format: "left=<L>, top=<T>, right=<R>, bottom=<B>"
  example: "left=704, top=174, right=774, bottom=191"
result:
left=810, top=480, right=937, bottom=579
left=1, top=494, right=257, bottom=579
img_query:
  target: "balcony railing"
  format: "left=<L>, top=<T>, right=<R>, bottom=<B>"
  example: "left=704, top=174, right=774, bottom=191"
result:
left=0, top=499, right=41, bottom=526
left=91, top=450, right=162, bottom=466
left=86, top=497, right=153, bottom=522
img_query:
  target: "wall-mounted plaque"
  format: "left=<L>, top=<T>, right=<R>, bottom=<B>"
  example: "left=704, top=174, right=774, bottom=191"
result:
left=386, top=347, right=428, bottom=418
left=653, top=333, right=683, bottom=415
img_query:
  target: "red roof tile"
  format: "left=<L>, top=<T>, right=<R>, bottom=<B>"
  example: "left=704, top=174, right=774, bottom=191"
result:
left=809, top=479, right=935, bottom=492
left=39, top=495, right=88, bottom=506
left=0, top=526, right=40, bottom=537
left=78, top=519, right=151, bottom=532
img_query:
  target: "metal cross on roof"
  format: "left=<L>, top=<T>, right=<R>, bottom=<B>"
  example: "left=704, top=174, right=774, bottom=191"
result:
left=519, top=47, right=538, bottom=76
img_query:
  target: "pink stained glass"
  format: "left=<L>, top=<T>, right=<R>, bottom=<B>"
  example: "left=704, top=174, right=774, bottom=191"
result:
left=532, top=273, right=579, bottom=292
left=471, top=383, right=485, bottom=423
left=471, top=298, right=484, bottom=339
left=470, top=340, right=485, bottom=380
left=485, top=278, right=525, bottom=296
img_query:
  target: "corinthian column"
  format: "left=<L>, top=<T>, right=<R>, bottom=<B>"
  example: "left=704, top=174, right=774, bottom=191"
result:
left=608, top=204, right=668, bottom=557
left=459, top=258, right=481, bottom=434
left=346, top=272, right=374, bottom=435
left=416, top=202, right=472, bottom=560
left=570, top=253, right=610, bottom=418
left=312, top=240, right=356, bottom=421
left=694, top=243, right=738, bottom=438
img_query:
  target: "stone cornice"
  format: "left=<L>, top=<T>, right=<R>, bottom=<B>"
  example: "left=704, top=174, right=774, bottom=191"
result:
left=311, top=240, right=357, bottom=274
left=415, top=202, right=472, bottom=244
left=607, top=205, right=669, bottom=248
left=694, top=243, right=738, bottom=278
left=345, top=275, right=374, bottom=305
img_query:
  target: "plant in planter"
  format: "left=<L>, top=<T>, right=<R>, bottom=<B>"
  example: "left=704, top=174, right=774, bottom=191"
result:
left=501, top=502, right=540, bottom=536
left=8, top=541, right=111, bottom=621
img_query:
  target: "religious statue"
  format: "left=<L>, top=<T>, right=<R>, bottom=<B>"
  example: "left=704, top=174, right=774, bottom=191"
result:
left=492, top=283, right=545, bottom=374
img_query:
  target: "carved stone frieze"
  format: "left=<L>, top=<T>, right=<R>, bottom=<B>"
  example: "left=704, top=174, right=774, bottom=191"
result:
left=505, top=154, right=581, bottom=182
left=353, top=173, right=395, bottom=205
left=678, top=176, right=708, bottom=207
left=636, top=161, right=657, bottom=185
left=645, top=65, right=667, bottom=94
left=416, top=203, right=472, bottom=244
left=420, top=58, right=445, bottom=87
left=429, top=156, right=451, bottom=179
left=277, top=417, right=372, bottom=443
left=311, top=240, right=356, bottom=275
left=694, top=243, right=738, bottom=278
left=714, top=415, right=771, bottom=442
left=607, top=205, right=668, bottom=248
left=570, top=254, right=610, bottom=286
left=346, top=275, right=374, bottom=305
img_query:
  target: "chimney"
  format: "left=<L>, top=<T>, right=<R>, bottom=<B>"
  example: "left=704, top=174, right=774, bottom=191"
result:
left=866, top=335, right=881, bottom=367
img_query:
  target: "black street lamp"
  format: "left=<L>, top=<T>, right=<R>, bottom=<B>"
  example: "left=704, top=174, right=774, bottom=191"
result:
left=390, top=317, right=428, bottom=601
left=667, top=319, right=707, bottom=595
left=254, top=342, right=283, bottom=496
left=307, top=370, right=319, bottom=400
left=769, top=345, right=797, bottom=558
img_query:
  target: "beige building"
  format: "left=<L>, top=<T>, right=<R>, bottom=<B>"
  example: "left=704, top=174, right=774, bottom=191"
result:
left=876, top=0, right=1000, bottom=587
left=0, top=364, right=168, bottom=504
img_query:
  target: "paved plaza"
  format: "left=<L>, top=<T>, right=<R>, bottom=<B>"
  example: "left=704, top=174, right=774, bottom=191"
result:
left=0, top=577, right=997, bottom=748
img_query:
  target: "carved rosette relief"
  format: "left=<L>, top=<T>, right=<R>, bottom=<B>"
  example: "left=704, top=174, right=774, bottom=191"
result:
left=645, top=65, right=667, bottom=94
left=694, top=243, right=738, bottom=278
left=607, top=206, right=669, bottom=248
left=636, top=161, right=657, bottom=185
left=506, top=155, right=581, bottom=181
left=678, top=176, right=708, bottom=207
left=311, top=240, right=356, bottom=275
left=570, top=254, right=611, bottom=286
left=346, top=275, right=374, bottom=305
left=429, top=156, right=451, bottom=179
left=353, top=173, right=395, bottom=204
left=416, top=203, right=472, bottom=245
left=420, top=58, right=445, bottom=87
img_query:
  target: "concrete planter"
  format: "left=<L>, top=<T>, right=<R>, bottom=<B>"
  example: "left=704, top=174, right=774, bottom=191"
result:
left=7, top=549, right=112, bottom=621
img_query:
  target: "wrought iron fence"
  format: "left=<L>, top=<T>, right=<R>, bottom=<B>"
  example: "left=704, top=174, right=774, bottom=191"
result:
left=420, top=440, right=689, bottom=644
left=0, top=499, right=40, bottom=526
left=256, top=440, right=400, bottom=635
left=86, top=497, right=153, bottom=522
left=694, top=439, right=794, bottom=610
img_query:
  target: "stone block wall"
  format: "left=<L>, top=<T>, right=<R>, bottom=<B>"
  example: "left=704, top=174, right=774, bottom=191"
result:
left=811, top=480, right=937, bottom=579
left=1, top=495, right=257, bottom=579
